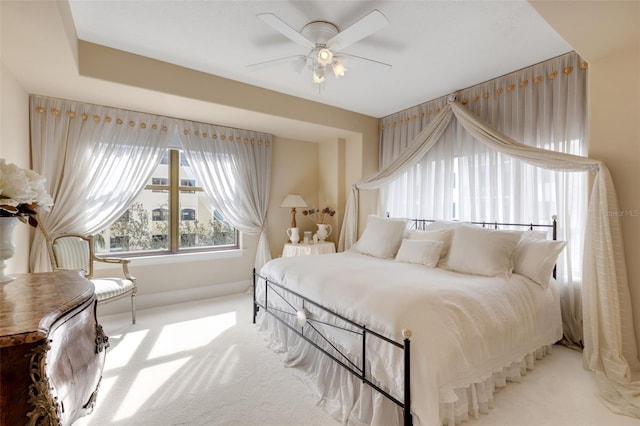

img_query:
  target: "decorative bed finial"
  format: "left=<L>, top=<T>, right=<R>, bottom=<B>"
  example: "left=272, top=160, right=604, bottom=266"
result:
left=447, top=93, right=458, bottom=103
left=296, top=308, right=308, bottom=327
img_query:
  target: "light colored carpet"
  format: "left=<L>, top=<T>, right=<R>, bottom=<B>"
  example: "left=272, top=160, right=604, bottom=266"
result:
left=75, top=293, right=639, bottom=426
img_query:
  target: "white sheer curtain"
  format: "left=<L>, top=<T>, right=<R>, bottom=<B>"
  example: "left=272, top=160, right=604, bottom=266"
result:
left=450, top=100, right=640, bottom=390
left=338, top=107, right=454, bottom=249
left=380, top=53, right=587, bottom=346
left=379, top=96, right=457, bottom=220
left=29, top=95, right=171, bottom=271
left=176, top=119, right=272, bottom=270
left=338, top=51, right=640, bottom=417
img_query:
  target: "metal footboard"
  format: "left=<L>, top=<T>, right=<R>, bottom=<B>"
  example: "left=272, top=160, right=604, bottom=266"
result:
left=253, top=269, right=413, bottom=426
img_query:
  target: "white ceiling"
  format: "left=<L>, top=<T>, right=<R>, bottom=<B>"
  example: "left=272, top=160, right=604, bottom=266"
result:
left=67, top=1, right=572, bottom=118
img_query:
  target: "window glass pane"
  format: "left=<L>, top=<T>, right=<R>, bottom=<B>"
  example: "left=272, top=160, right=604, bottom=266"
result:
left=159, top=151, right=169, bottom=165
left=211, top=208, right=236, bottom=245
left=96, top=192, right=169, bottom=253
left=178, top=193, right=236, bottom=250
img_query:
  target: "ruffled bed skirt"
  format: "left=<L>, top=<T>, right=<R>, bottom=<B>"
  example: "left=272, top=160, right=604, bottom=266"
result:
left=440, top=345, right=552, bottom=425
left=258, top=312, right=554, bottom=426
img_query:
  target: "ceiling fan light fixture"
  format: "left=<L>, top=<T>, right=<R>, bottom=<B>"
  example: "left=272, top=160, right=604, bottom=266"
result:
left=254, top=10, right=390, bottom=90
left=312, top=67, right=325, bottom=84
left=332, top=62, right=347, bottom=78
left=317, top=48, right=333, bottom=66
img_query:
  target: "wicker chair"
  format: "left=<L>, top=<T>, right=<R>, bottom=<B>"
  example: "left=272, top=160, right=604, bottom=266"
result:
left=47, top=234, right=137, bottom=324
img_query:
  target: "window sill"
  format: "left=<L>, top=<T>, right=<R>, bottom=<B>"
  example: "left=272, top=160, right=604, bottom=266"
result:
left=94, top=248, right=246, bottom=269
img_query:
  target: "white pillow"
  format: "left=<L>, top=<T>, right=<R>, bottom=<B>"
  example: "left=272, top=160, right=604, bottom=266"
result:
left=514, top=239, right=567, bottom=288
left=408, top=228, right=453, bottom=264
left=443, top=224, right=521, bottom=277
left=395, top=239, right=444, bottom=268
left=424, top=220, right=466, bottom=231
left=351, top=215, right=410, bottom=259
left=518, top=230, right=548, bottom=242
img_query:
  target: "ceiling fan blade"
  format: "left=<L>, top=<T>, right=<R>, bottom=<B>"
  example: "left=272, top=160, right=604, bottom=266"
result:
left=257, top=13, right=315, bottom=50
left=246, top=55, right=308, bottom=71
left=335, top=52, right=392, bottom=71
left=327, top=9, right=389, bottom=53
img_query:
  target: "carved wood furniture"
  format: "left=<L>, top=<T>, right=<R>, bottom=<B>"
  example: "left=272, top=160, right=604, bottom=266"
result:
left=0, top=271, right=108, bottom=426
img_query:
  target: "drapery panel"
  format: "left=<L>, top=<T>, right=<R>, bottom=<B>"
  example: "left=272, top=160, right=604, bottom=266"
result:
left=177, top=120, right=272, bottom=270
left=338, top=53, right=640, bottom=416
left=380, top=52, right=589, bottom=352
left=337, top=107, right=454, bottom=249
left=454, top=100, right=640, bottom=415
left=29, top=95, right=171, bottom=271
left=30, top=95, right=274, bottom=272
left=378, top=52, right=587, bottom=347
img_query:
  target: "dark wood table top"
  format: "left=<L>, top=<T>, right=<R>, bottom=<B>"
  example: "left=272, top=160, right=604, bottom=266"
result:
left=0, top=270, right=94, bottom=348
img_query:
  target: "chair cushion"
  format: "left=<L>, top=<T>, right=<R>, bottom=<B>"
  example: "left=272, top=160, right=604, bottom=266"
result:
left=91, top=278, right=135, bottom=301
left=53, top=237, right=91, bottom=272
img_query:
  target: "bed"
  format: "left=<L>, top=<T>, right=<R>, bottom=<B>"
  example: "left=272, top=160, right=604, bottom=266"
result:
left=253, top=217, right=565, bottom=426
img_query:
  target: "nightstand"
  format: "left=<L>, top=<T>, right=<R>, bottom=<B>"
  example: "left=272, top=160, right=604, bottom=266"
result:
left=282, top=241, right=336, bottom=257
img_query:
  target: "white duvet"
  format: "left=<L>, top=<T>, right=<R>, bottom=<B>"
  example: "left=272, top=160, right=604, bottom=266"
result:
left=257, top=251, right=562, bottom=426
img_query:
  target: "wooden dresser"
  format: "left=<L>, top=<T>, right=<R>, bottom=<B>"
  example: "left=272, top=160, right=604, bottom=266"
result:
left=0, top=271, right=108, bottom=426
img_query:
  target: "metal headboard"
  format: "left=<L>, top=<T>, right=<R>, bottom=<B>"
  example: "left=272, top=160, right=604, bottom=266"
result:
left=409, top=216, right=559, bottom=278
left=411, top=217, right=557, bottom=239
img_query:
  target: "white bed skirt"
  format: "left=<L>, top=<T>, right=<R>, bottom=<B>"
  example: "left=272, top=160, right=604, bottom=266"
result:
left=440, top=345, right=552, bottom=425
left=258, top=312, right=554, bottom=426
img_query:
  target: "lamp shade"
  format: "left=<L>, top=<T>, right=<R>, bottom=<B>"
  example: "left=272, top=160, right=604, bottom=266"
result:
left=280, top=194, right=308, bottom=208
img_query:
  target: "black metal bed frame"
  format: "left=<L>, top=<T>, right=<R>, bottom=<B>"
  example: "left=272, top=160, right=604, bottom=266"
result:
left=253, top=217, right=557, bottom=426
left=253, top=271, right=414, bottom=425
left=412, top=218, right=558, bottom=278
left=411, top=217, right=557, bottom=236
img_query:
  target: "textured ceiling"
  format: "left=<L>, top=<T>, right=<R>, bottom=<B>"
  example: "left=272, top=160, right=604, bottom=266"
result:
left=67, top=0, right=572, bottom=118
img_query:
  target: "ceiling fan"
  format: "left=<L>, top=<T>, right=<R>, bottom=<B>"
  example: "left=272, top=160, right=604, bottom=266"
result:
left=248, top=9, right=391, bottom=88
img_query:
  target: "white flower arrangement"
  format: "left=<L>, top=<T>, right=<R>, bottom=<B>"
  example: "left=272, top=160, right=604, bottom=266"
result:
left=0, top=158, right=53, bottom=227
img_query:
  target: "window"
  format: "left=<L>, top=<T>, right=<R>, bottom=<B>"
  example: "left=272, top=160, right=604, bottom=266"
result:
left=153, top=177, right=168, bottom=185
left=152, top=177, right=168, bottom=193
left=181, top=208, right=196, bottom=221
left=152, top=208, right=168, bottom=221
left=180, top=179, right=196, bottom=194
left=96, top=149, right=238, bottom=255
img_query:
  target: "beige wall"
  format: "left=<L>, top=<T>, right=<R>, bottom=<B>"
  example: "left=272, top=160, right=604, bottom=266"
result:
left=0, top=63, right=31, bottom=274
left=588, top=43, right=640, bottom=347
left=268, top=137, right=320, bottom=256
left=531, top=0, right=640, bottom=351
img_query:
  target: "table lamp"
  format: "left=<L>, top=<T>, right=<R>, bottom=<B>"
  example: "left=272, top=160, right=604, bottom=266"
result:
left=280, top=194, right=307, bottom=228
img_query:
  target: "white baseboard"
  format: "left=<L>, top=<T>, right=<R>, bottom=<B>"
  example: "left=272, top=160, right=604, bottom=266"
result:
left=97, top=280, right=252, bottom=318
